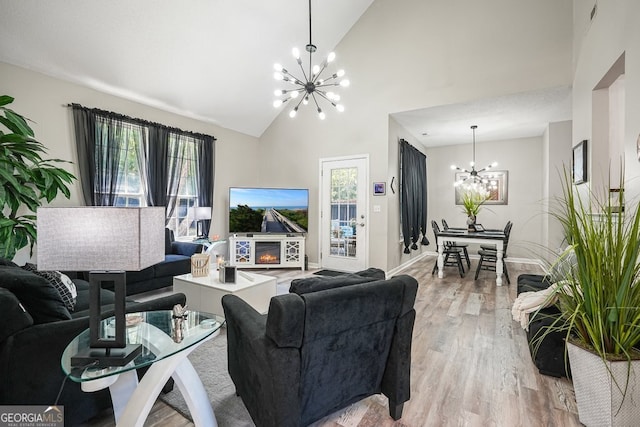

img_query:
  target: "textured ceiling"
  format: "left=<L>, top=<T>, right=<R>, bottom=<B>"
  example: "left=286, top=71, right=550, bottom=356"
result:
left=391, top=86, right=573, bottom=147
left=0, top=0, right=374, bottom=137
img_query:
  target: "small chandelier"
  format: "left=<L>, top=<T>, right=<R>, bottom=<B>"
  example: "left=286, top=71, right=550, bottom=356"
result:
left=451, top=125, right=498, bottom=189
left=273, top=0, right=350, bottom=120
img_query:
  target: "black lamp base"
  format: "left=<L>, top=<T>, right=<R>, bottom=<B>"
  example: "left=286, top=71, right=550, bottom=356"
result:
left=71, top=344, right=142, bottom=368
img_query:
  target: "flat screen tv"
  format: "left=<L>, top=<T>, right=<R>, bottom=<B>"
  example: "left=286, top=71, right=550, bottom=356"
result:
left=229, top=187, right=309, bottom=233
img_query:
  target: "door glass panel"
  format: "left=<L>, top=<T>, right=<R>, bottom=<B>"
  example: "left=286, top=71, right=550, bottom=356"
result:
left=330, top=167, right=357, bottom=258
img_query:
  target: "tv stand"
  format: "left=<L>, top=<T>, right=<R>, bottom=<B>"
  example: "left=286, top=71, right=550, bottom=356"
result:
left=229, top=234, right=305, bottom=270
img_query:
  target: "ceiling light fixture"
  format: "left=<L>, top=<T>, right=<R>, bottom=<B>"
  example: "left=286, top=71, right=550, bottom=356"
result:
left=451, top=125, right=498, bottom=188
left=273, top=0, right=349, bottom=120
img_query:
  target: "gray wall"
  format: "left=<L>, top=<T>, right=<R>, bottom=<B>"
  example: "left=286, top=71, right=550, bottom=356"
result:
left=543, top=120, right=573, bottom=257
left=259, top=0, right=573, bottom=270
left=0, top=62, right=260, bottom=265
left=2, top=0, right=589, bottom=272
left=572, top=0, right=640, bottom=206
left=424, top=136, right=544, bottom=259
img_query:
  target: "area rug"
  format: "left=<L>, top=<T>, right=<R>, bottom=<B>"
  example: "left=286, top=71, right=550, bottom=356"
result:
left=161, top=276, right=380, bottom=427
left=161, top=276, right=294, bottom=425
left=160, top=328, right=255, bottom=426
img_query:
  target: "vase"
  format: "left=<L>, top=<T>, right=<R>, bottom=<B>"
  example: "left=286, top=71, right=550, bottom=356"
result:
left=466, top=214, right=476, bottom=231
left=567, top=341, right=640, bottom=427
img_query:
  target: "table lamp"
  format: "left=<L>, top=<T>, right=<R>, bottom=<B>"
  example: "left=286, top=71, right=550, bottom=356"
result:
left=193, top=206, right=211, bottom=239
left=37, top=207, right=165, bottom=367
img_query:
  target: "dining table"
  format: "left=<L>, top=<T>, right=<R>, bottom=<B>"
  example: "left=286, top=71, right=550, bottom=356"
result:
left=436, top=228, right=507, bottom=286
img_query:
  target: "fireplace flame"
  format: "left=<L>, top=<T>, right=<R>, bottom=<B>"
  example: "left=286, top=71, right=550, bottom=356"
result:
left=259, top=254, right=279, bottom=263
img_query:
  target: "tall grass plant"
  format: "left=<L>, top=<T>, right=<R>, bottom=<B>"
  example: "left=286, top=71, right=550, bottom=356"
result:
left=551, top=169, right=640, bottom=361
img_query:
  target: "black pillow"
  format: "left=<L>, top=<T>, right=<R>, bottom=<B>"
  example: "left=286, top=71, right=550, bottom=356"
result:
left=0, top=265, right=71, bottom=324
left=289, top=273, right=379, bottom=295
left=0, top=258, right=18, bottom=267
left=0, top=288, right=34, bottom=343
left=22, top=263, right=77, bottom=311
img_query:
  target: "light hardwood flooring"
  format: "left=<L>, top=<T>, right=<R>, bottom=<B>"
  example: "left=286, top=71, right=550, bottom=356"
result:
left=84, top=256, right=580, bottom=427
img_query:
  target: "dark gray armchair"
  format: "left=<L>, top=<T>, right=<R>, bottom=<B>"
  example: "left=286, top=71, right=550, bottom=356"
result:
left=222, top=273, right=418, bottom=427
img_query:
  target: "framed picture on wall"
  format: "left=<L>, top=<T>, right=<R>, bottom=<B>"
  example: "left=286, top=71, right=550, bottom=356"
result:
left=454, top=170, right=509, bottom=205
left=573, top=140, right=588, bottom=184
left=373, top=182, right=386, bottom=196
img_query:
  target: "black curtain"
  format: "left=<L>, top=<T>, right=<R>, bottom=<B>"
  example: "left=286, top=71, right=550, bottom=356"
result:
left=197, top=136, right=215, bottom=236
left=70, top=104, right=216, bottom=221
left=71, top=105, right=97, bottom=206
left=400, top=139, right=429, bottom=254
left=145, top=126, right=170, bottom=209
left=72, top=105, right=129, bottom=206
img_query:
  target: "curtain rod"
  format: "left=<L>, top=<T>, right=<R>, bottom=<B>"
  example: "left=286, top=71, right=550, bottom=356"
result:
left=67, top=103, right=216, bottom=141
left=399, top=138, right=422, bottom=151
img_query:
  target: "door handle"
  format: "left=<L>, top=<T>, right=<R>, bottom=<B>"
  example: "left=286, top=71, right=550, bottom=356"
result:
left=359, top=223, right=365, bottom=227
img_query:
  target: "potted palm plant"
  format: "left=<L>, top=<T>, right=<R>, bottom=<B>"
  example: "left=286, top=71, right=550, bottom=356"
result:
left=459, top=185, right=490, bottom=230
left=0, top=95, right=75, bottom=260
left=547, top=169, right=640, bottom=427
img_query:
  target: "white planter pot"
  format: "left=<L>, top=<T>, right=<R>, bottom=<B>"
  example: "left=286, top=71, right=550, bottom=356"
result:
left=567, top=342, right=640, bottom=427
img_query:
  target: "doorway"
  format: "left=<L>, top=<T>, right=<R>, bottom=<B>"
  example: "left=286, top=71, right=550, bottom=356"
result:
left=319, top=156, right=368, bottom=272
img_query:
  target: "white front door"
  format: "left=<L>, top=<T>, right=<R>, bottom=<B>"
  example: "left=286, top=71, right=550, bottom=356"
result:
left=320, top=156, right=368, bottom=272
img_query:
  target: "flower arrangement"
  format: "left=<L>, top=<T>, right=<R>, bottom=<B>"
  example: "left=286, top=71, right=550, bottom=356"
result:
left=459, top=185, right=490, bottom=218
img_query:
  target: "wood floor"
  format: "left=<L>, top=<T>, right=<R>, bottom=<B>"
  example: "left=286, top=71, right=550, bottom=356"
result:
left=84, top=256, right=580, bottom=427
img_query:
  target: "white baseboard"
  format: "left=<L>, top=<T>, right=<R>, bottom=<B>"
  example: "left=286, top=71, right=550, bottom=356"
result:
left=386, top=252, right=431, bottom=278
left=312, top=252, right=546, bottom=278
left=388, top=250, right=545, bottom=277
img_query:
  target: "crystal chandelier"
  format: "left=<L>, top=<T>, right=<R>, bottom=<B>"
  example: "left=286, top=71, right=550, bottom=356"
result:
left=273, top=0, right=350, bottom=120
left=451, top=125, right=498, bottom=189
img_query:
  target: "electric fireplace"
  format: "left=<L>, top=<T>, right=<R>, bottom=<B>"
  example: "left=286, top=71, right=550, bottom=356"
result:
left=255, top=241, right=281, bottom=265
left=228, top=235, right=305, bottom=270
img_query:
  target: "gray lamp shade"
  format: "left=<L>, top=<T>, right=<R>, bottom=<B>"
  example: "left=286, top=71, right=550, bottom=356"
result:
left=193, top=206, right=212, bottom=220
left=37, top=207, right=165, bottom=272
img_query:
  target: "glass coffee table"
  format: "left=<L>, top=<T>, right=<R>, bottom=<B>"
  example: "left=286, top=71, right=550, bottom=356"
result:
left=62, top=310, right=224, bottom=426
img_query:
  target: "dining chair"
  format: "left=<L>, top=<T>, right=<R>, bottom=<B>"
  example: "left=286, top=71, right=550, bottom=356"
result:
left=441, top=219, right=471, bottom=269
left=474, top=221, right=513, bottom=284
left=479, top=221, right=512, bottom=251
left=431, top=221, right=465, bottom=277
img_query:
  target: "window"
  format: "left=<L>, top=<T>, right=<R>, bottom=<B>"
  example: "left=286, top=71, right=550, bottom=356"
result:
left=112, top=123, right=146, bottom=208
left=71, top=104, right=215, bottom=241
left=102, top=124, right=203, bottom=239
left=166, top=136, right=199, bottom=238
left=91, top=117, right=148, bottom=207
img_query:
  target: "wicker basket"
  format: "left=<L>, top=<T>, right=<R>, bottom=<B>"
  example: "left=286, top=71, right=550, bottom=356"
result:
left=191, top=253, right=210, bottom=277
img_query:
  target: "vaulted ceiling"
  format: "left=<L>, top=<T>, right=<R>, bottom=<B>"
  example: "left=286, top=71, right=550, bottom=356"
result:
left=0, top=0, right=571, bottom=144
left=0, top=0, right=374, bottom=137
